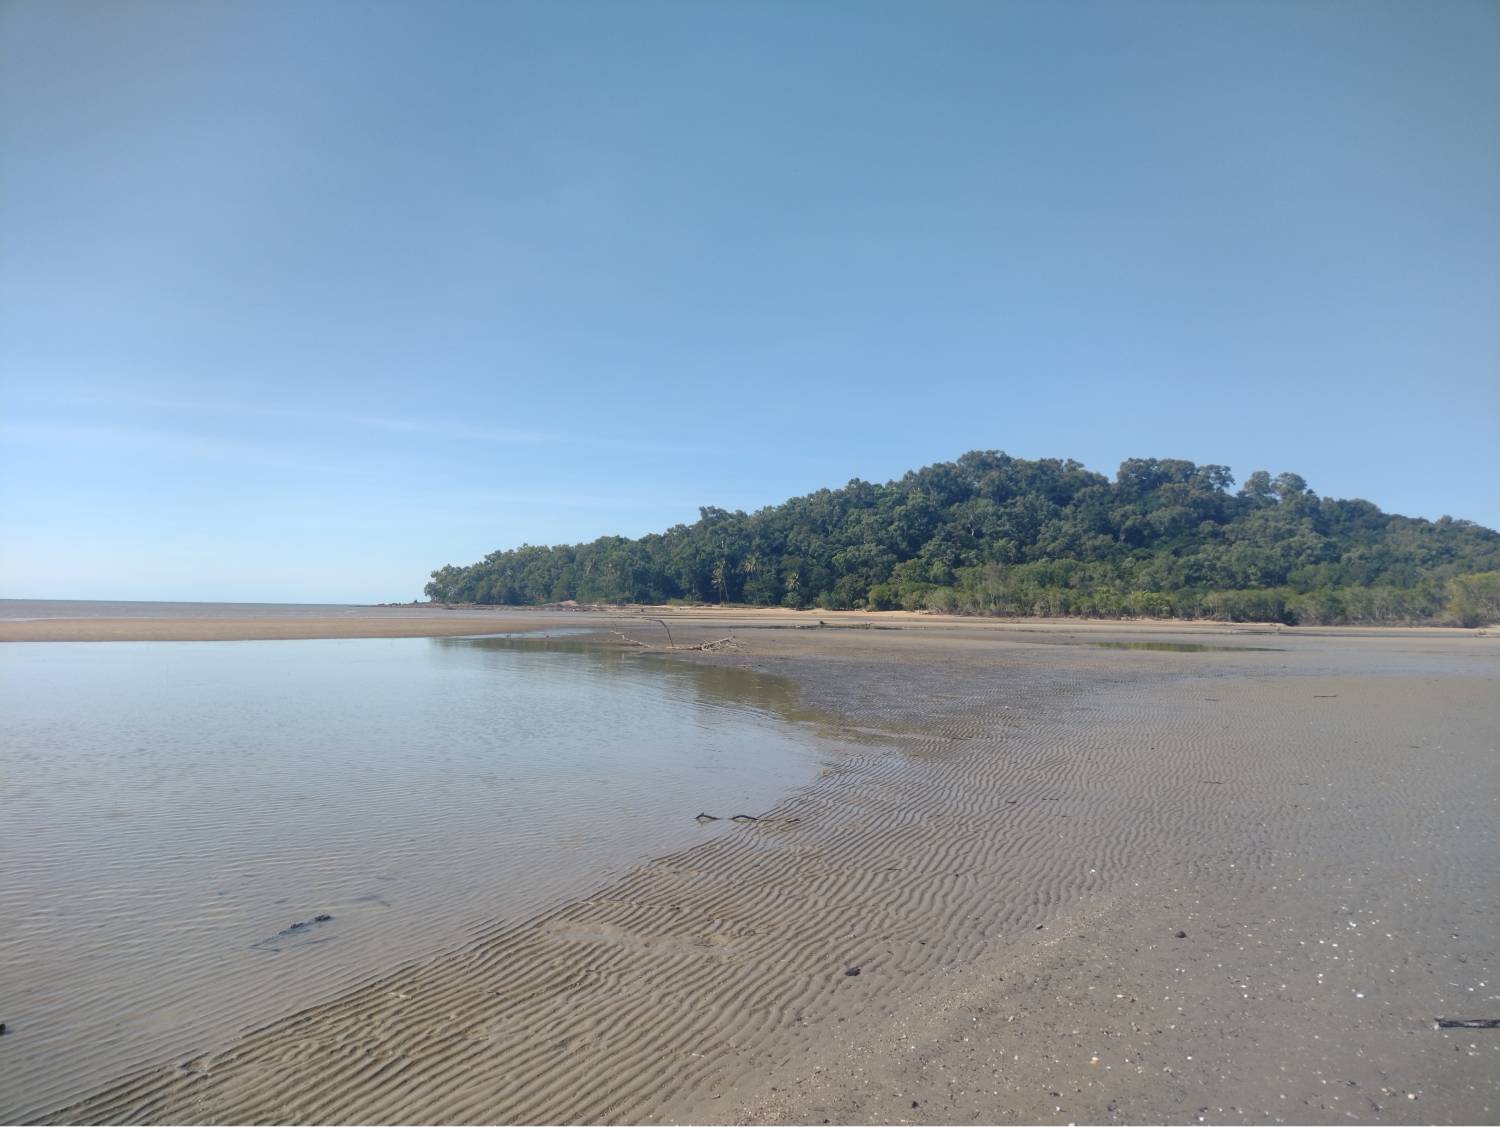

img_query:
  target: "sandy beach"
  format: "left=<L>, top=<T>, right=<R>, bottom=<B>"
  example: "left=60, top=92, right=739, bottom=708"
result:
left=0, top=602, right=1474, bottom=643
left=8, top=607, right=1498, bottom=1124
left=0, top=607, right=568, bottom=642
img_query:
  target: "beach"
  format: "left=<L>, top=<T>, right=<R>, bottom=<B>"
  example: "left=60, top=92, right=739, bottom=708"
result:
left=6, top=606, right=1498, bottom=1124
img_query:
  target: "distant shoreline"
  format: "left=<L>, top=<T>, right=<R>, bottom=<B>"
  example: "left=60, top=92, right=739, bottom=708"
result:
left=0, top=611, right=570, bottom=642
left=0, top=599, right=1482, bottom=642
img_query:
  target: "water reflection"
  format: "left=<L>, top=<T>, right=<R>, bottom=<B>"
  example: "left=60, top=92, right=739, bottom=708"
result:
left=433, top=635, right=810, bottom=723
left=0, top=636, right=825, bottom=1120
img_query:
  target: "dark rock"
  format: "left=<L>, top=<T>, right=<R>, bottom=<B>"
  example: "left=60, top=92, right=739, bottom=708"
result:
left=1175, top=930, right=1188, bottom=939
left=845, top=966, right=861, bottom=977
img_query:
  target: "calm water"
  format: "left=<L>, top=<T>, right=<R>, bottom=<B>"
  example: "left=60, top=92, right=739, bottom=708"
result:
left=0, top=636, right=827, bottom=1118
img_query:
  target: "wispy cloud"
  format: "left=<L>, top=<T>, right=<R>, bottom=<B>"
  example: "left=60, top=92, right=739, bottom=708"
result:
left=1, top=392, right=553, bottom=445
left=133, top=398, right=555, bottom=444
left=343, top=412, right=552, bottom=444
left=0, top=420, right=345, bottom=476
left=0, top=420, right=369, bottom=477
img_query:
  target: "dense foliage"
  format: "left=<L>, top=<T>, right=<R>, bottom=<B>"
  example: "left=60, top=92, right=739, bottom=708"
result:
left=425, top=452, right=1500, bottom=625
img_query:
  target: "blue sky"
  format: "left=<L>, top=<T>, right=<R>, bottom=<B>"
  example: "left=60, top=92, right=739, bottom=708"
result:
left=2, top=0, right=1495, bottom=603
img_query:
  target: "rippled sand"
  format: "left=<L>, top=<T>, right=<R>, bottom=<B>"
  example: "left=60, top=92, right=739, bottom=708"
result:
left=7, top=615, right=1498, bottom=1124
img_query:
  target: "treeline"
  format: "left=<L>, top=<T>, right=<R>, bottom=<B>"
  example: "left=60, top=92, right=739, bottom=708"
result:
left=425, top=451, right=1500, bottom=626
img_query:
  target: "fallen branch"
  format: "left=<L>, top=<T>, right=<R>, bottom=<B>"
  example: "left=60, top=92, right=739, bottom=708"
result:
left=682, top=635, right=741, bottom=652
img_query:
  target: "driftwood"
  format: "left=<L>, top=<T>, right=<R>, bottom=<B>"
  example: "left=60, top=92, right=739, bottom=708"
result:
left=611, top=630, right=739, bottom=654
left=682, top=635, right=741, bottom=653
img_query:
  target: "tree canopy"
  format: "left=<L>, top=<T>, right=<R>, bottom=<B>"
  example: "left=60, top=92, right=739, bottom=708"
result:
left=425, top=451, right=1500, bottom=625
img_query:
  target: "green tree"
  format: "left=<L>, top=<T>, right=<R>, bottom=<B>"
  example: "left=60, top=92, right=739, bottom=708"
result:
left=1446, top=571, right=1500, bottom=627
left=422, top=450, right=1499, bottom=626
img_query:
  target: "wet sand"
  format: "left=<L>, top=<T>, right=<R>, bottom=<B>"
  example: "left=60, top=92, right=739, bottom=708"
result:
left=9, top=611, right=1499, bottom=1124
left=0, top=602, right=1474, bottom=643
left=0, top=611, right=568, bottom=642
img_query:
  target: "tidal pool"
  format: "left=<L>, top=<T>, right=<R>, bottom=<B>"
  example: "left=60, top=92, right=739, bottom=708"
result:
left=0, top=635, right=827, bottom=1119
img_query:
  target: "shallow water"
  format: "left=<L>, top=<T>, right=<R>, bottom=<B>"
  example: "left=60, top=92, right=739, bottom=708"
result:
left=0, top=636, right=826, bottom=1119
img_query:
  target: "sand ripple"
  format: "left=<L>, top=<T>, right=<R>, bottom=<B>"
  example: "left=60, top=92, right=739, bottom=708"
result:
left=21, top=630, right=1500, bottom=1124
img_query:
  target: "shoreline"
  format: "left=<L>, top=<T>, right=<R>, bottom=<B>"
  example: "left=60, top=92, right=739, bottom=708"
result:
left=0, top=602, right=1482, bottom=643
left=15, top=617, right=1500, bottom=1124
left=0, top=613, right=578, bottom=642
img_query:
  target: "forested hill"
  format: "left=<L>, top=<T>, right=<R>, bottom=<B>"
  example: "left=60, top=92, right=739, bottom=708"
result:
left=425, top=452, right=1500, bottom=625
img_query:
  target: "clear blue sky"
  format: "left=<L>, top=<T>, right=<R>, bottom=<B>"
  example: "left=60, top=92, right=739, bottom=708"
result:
left=2, top=0, right=1495, bottom=603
